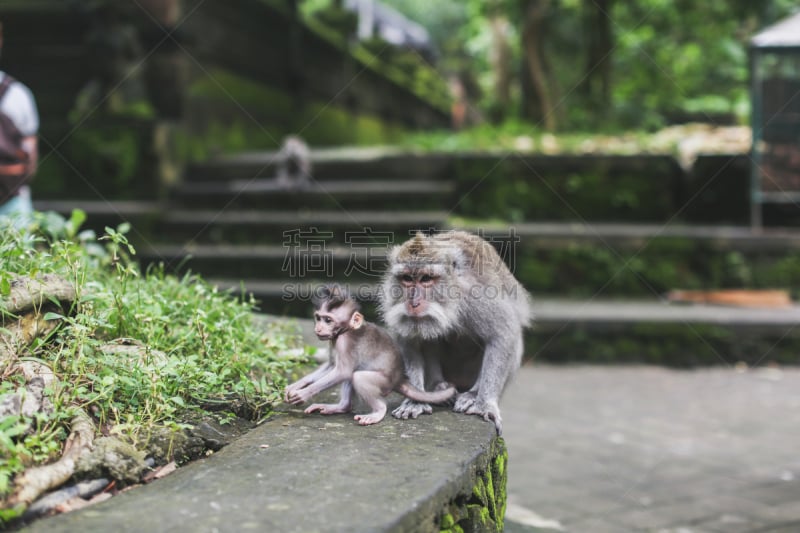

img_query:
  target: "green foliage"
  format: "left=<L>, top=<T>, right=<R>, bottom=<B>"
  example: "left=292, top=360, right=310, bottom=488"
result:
left=448, top=148, right=680, bottom=223
left=399, top=120, right=687, bottom=153
left=508, top=236, right=800, bottom=300
left=308, top=3, right=358, bottom=36
left=301, top=0, right=452, bottom=114
left=35, top=117, right=159, bottom=200
left=377, top=0, right=798, bottom=129
left=69, top=127, right=140, bottom=192
left=179, top=66, right=414, bottom=152
left=0, top=212, right=307, bottom=502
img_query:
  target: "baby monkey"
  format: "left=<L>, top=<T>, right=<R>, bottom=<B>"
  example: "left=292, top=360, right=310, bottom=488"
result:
left=285, top=285, right=456, bottom=425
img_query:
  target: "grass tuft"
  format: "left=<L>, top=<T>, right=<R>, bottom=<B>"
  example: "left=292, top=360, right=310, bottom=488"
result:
left=0, top=210, right=309, bottom=509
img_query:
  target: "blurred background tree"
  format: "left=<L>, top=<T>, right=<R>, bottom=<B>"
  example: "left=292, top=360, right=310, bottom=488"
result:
left=369, top=0, right=798, bottom=131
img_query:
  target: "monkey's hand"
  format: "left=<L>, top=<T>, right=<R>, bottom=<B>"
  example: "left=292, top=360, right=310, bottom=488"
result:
left=286, top=387, right=315, bottom=406
left=285, top=377, right=317, bottom=403
left=391, top=399, right=433, bottom=419
left=454, top=392, right=503, bottom=435
left=284, top=383, right=303, bottom=403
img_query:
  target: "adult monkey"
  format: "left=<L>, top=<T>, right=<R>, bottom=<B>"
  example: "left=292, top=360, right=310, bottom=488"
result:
left=380, top=230, right=533, bottom=434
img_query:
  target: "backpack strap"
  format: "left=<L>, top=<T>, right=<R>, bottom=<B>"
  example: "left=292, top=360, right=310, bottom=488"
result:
left=0, top=75, right=15, bottom=103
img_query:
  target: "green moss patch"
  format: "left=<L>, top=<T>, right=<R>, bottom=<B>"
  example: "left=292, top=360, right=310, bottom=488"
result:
left=439, top=438, right=507, bottom=533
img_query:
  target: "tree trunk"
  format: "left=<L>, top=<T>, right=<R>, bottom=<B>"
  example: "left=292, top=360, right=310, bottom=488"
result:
left=489, top=15, right=513, bottom=123
left=580, top=0, right=614, bottom=111
left=520, top=0, right=556, bottom=130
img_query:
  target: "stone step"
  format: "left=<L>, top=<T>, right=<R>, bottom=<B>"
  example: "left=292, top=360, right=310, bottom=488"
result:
left=170, top=179, right=455, bottom=210
left=149, top=221, right=800, bottom=253
left=501, top=222, right=800, bottom=251
left=208, top=279, right=327, bottom=316
left=139, top=243, right=389, bottom=282
left=534, top=298, right=800, bottom=326
left=46, top=204, right=800, bottom=251
left=185, top=147, right=452, bottom=182
left=32, top=202, right=447, bottom=245
left=34, top=200, right=161, bottom=218
left=528, top=299, right=800, bottom=367
left=33, top=200, right=162, bottom=236
left=157, top=209, right=449, bottom=244
left=472, top=223, right=800, bottom=299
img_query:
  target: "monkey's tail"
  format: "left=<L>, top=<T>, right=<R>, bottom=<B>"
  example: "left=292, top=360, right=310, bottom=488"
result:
left=396, top=381, right=456, bottom=404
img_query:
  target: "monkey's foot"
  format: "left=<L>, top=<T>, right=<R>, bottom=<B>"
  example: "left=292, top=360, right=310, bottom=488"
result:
left=354, top=408, right=387, bottom=426
left=453, top=391, right=478, bottom=412
left=305, top=403, right=350, bottom=415
left=454, top=393, right=503, bottom=434
left=391, top=399, right=433, bottom=419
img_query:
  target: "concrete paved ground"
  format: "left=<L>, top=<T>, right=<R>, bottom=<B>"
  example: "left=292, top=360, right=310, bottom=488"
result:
left=501, top=365, right=800, bottom=533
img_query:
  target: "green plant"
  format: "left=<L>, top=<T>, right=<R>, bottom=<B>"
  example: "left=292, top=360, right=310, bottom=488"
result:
left=0, top=212, right=309, bottom=510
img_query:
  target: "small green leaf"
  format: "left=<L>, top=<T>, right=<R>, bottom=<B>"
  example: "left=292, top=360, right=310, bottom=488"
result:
left=170, top=396, right=186, bottom=407
left=68, top=209, right=87, bottom=237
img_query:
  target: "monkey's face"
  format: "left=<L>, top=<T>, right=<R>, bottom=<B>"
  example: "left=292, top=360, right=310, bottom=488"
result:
left=314, top=310, right=337, bottom=341
left=314, top=303, right=353, bottom=341
left=399, top=270, right=438, bottom=317
left=383, top=266, right=455, bottom=340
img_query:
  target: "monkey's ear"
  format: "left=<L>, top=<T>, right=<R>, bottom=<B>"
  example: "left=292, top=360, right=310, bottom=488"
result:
left=350, top=311, right=364, bottom=330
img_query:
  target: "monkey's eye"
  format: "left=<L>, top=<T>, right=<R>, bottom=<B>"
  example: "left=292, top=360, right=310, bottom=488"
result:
left=323, top=317, right=333, bottom=324
left=420, top=274, right=436, bottom=287
left=400, top=274, right=414, bottom=286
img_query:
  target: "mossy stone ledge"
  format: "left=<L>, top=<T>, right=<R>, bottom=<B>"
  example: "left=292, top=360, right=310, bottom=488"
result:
left=20, top=404, right=504, bottom=533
